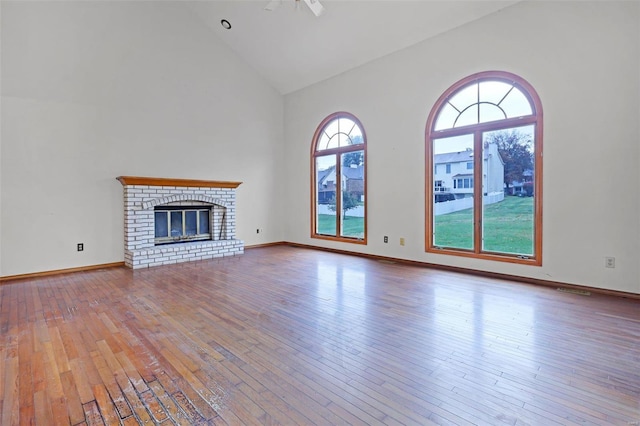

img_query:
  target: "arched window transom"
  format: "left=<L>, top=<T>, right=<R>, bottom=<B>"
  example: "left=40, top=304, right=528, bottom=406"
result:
left=435, top=81, right=534, bottom=130
left=317, top=117, right=364, bottom=150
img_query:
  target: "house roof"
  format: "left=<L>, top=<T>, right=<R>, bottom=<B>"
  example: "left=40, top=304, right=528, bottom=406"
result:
left=317, top=166, right=334, bottom=185
left=435, top=150, right=474, bottom=164
left=434, top=149, right=500, bottom=164
left=342, top=165, right=364, bottom=180
left=317, top=164, right=363, bottom=186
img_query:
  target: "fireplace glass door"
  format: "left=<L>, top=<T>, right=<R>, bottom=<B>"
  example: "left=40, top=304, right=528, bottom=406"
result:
left=154, top=207, right=211, bottom=244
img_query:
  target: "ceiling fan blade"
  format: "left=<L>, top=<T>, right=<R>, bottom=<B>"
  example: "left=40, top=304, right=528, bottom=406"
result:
left=302, top=0, right=325, bottom=17
left=264, top=0, right=281, bottom=12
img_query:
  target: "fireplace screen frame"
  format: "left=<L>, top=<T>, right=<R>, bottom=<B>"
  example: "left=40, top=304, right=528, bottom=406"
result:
left=154, top=206, right=212, bottom=245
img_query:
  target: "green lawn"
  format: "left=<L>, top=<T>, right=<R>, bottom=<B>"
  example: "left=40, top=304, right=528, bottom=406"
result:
left=317, top=197, right=533, bottom=254
left=434, top=196, right=534, bottom=255
left=317, top=214, right=364, bottom=239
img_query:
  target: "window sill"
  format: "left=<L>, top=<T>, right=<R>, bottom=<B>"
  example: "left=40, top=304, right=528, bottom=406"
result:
left=312, top=234, right=367, bottom=245
left=426, top=246, right=541, bottom=266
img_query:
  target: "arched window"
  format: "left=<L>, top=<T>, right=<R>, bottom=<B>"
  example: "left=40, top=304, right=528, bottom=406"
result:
left=311, top=112, right=367, bottom=243
left=426, top=71, right=543, bottom=264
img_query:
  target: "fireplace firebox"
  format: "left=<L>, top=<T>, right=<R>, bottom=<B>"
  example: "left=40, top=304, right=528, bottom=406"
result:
left=154, top=206, right=212, bottom=245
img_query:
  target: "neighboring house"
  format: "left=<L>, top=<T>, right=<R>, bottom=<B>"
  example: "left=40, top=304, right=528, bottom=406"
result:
left=317, top=164, right=364, bottom=204
left=508, top=169, right=534, bottom=196
left=317, top=167, right=336, bottom=204
left=433, top=143, right=504, bottom=201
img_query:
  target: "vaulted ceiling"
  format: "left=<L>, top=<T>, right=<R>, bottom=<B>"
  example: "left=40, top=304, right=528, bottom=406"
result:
left=187, top=1, right=519, bottom=94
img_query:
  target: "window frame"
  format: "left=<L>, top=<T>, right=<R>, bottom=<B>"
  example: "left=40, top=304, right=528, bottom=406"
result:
left=425, top=71, right=543, bottom=265
left=311, top=112, right=367, bottom=244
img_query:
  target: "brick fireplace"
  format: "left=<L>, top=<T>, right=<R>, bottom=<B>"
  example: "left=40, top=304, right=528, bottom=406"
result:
left=117, top=176, right=244, bottom=269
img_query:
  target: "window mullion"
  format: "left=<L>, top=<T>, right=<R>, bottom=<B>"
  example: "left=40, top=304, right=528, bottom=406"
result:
left=316, top=145, right=362, bottom=157
left=336, top=154, right=342, bottom=237
left=473, top=131, right=483, bottom=254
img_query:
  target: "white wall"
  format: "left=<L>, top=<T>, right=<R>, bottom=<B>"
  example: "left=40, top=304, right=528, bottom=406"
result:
left=1, top=1, right=284, bottom=276
left=284, top=1, right=640, bottom=294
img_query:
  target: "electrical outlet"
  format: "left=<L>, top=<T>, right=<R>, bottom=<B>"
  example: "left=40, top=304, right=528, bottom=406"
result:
left=256, top=228, right=260, bottom=234
left=383, top=236, right=388, bottom=243
left=605, top=257, right=615, bottom=268
left=400, top=237, right=405, bottom=246
left=77, top=243, right=84, bottom=252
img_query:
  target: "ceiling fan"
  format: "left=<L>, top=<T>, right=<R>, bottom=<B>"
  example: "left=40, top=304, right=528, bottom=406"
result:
left=265, top=0, right=325, bottom=17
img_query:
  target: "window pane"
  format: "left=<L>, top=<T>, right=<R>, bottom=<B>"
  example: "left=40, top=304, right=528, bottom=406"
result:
left=155, top=212, right=168, bottom=238
left=170, top=212, right=183, bottom=237
left=455, top=104, right=478, bottom=127
left=449, top=84, right=478, bottom=111
left=316, top=155, right=337, bottom=236
left=340, top=150, right=364, bottom=239
left=199, top=210, right=210, bottom=234
left=348, top=125, right=364, bottom=145
left=434, top=103, right=458, bottom=131
left=338, top=132, right=351, bottom=147
left=482, top=125, right=535, bottom=255
left=185, top=211, right=197, bottom=236
left=501, top=87, right=532, bottom=118
left=324, top=119, right=340, bottom=138
left=479, top=81, right=512, bottom=105
left=318, top=132, right=331, bottom=150
left=325, top=134, right=340, bottom=149
left=338, top=118, right=356, bottom=136
left=433, top=135, right=474, bottom=250
left=479, top=103, right=506, bottom=123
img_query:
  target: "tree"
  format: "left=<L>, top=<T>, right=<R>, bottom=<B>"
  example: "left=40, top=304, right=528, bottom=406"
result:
left=485, top=129, right=534, bottom=192
left=342, top=151, right=363, bottom=167
left=328, top=191, right=360, bottom=217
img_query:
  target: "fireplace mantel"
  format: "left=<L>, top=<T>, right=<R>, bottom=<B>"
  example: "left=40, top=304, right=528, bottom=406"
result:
left=117, top=176, right=242, bottom=189
left=117, top=176, right=244, bottom=269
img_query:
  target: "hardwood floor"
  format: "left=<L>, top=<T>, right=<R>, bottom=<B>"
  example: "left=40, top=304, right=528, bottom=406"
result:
left=1, top=246, right=639, bottom=425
